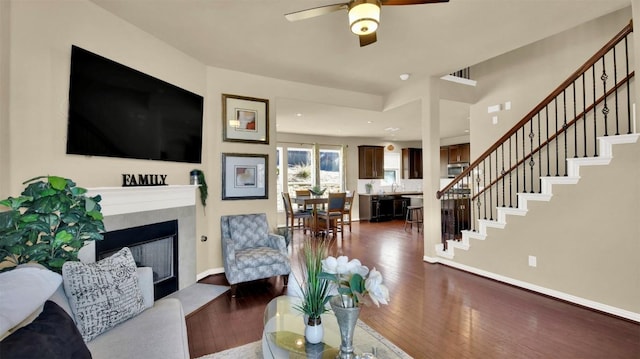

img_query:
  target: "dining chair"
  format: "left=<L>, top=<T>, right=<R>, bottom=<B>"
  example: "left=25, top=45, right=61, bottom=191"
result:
left=294, top=189, right=313, bottom=211
left=317, top=192, right=346, bottom=239
left=282, top=192, right=312, bottom=235
left=340, top=191, right=356, bottom=233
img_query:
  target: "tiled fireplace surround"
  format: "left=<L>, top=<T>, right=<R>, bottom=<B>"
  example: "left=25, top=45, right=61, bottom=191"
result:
left=78, top=185, right=198, bottom=291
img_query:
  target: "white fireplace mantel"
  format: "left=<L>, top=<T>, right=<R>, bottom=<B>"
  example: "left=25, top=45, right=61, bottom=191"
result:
left=86, top=185, right=198, bottom=216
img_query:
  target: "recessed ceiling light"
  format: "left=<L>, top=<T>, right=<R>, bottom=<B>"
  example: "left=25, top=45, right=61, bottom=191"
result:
left=464, top=129, right=469, bottom=133
left=296, top=113, right=302, bottom=117
left=399, top=73, right=410, bottom=81
left=384, top=127, right=400, bottom=132
left=367, top=121, right=373, bottom=124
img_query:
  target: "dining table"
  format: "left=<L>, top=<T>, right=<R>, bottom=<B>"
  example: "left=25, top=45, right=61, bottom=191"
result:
left=291, top=195, right=328, bottom=236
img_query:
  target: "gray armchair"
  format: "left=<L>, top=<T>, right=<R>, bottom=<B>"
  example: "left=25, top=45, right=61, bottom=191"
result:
left=220, top=213, right=290, bottom=296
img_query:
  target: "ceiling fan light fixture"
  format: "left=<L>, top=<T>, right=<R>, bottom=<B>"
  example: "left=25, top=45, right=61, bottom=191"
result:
left=348, top=0, right=380, bottom=36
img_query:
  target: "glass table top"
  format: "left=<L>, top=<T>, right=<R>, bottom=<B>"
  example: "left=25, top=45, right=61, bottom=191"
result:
left=261, top=295, right=407, bottom=359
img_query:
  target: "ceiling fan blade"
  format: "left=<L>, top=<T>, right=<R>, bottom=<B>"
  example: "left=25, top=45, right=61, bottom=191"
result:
left=381, top=0, right=449, bottom=5
left=359, top=32, right=377, bottom=47
left=285, top=3, right=348, bottom=22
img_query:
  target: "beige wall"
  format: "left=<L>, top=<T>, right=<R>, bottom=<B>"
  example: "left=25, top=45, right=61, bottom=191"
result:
left=452, top=141, right=639, bottom=313
left=470, top=8, right=631, bottom=159
left=6, top=0, right=207, bottom=196
left=3, top=0, right=388, bottom=277
left=451, top=7, right=639, bottom=314
left=0, top=0, right=10, bottom=200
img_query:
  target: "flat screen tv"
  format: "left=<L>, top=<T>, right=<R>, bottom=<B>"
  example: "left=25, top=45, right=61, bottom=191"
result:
left=66, top=45, right=204, bottom=163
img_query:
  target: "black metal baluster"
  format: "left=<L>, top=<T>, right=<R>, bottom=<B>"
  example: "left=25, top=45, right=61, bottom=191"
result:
left=522, top=127, right=527, bottom=192
left=509, top=136, right=513, bottom=208
left=592, top=65, right=598, bottom=156
left=537, top=112, right=542, bottom=191
left=555, top=98, right=559, bottom=176
left=563, top=89, right=568, bottom=176
left=613, top=45, right=619, bottom=136
left=625, top=36, right=631, bottom=134
left=501, top=143, right=505, bottom=207
left=601, top=56, right=609, bottom=137
left=529, top=118, right=535, bottom=192
left=546, top=105, right=550, bottom=176
left=515, top=131, right=519, bottom=204
left=488, top=155, right=493, bottom=221
left=582, top=73, right=587, bottom=156
left=573, top=81, right=578, bottom=157
left=495, top=151, right=499, bottom=211
left=483, top=160, right=487, bottom=220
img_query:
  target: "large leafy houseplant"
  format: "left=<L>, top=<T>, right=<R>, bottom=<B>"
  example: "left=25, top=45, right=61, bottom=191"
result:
left=0, top=176, right=105, bottom=273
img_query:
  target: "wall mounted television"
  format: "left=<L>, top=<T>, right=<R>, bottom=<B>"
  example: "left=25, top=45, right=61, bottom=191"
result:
left=66, top=45, right=204, bottom=163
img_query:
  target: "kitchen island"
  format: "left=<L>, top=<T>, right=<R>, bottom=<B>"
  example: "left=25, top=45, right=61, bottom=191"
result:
left=359, top=192, right=422, bottom=222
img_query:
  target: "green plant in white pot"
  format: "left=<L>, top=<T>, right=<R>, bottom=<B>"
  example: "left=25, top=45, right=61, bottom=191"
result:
left=0, top=176, right=105, bottom=273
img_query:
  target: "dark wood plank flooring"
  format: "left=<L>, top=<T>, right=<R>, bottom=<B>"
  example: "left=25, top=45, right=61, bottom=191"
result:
left=186, top=220, right=640, bottom=358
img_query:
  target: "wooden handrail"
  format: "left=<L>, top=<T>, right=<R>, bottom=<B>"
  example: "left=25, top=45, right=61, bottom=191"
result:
left=437, top=20, right=633, bottom=199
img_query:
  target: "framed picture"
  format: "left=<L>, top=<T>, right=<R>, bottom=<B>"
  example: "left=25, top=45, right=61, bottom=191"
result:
left=222, top=94, right=269, bottom=144
left=222, top=153, right=268, bottom=200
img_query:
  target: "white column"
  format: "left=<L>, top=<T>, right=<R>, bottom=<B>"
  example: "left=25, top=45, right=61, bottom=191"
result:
left=420, top=77, right=441, bottom=261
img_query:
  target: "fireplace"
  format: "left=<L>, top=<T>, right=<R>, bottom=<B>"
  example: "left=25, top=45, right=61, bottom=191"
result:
left=81, top=185, right=198, bottom=295
left=96, top=220, right=179, bottom=300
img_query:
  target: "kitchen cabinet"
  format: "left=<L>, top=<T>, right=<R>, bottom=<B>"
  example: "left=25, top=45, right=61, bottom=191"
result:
left=447, top=143, right=470, bottom=164
left=440, top=147, right=449, bottom=178
left=358, top=194, right=393, bottom=222
left=359, top=194, right=416, bottom=221
left=358, top=145, right=384, bottom=179
left=401, top=148, right=422, bottom=179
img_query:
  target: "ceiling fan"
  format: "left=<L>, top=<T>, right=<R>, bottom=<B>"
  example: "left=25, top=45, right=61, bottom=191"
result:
left=285, top=0, right=449, bottom=47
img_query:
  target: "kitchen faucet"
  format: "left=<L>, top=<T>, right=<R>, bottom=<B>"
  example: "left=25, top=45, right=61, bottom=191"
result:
left=391, top=182, right=398, bottom=193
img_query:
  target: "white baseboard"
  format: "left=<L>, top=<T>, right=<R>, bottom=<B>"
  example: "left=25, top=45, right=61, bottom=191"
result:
left=196, top=267, right=225, bottom=281
left=425, top=257, right=640, bottom=322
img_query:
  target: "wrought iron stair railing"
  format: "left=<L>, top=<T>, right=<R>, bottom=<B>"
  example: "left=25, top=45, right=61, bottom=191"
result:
left=437, top=21, right=635, bottom=248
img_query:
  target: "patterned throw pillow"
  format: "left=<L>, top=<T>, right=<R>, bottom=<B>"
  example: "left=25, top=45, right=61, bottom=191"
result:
left=62, top=247, right=145, bottom=342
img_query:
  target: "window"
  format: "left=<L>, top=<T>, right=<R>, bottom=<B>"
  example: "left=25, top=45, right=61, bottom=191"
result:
left=276, top=143, right=344, bottom=213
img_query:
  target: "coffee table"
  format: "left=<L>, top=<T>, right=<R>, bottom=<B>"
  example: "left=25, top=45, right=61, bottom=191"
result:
left=262, top=296, right=407, bottom=359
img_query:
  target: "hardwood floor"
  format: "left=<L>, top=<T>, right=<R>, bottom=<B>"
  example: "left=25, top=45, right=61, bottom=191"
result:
left=186, top=220, right=640, bottom=358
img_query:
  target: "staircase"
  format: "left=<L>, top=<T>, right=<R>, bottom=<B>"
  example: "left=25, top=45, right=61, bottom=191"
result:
left=436, top=21, right=636, bottom=259
left=437, top=133, right=638, bottom=258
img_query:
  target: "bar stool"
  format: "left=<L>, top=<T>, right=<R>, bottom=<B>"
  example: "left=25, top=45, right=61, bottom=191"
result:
left=404, top=206, right=423, bottom=232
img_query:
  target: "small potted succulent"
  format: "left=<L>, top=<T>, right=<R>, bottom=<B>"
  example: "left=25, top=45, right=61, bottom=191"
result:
left=309, top=185, right=326, bottom=197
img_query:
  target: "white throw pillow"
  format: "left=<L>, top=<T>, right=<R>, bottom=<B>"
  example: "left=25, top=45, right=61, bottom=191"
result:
left=0, top=265, right=62, bottom=335
left=62, top=247, right=145, bottom=342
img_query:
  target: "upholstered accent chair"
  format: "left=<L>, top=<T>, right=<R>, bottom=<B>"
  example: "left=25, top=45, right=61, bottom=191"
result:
left=221, top=213, right=291, bottom=296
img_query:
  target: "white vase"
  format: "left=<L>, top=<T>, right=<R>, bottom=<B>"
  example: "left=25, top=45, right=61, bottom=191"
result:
left=304, top=316, right=323, bottom=344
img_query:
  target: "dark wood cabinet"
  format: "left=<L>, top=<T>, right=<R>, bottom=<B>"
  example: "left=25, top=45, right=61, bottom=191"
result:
left=440, top=147, right=449, bottom=178
left=401, top=148, right=422, bottom=179
left=358, top=145, right=384, bottom=179
left=447, top=143, right=470, bottom=163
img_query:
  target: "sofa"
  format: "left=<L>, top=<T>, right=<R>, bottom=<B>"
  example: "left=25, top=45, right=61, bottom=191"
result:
left=0, top=249, right=189, bottom=359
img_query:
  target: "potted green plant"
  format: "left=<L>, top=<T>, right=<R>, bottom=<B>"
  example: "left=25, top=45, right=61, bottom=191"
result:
left=294, top=237, right=331, bottom=344
left=0, top=176, right=105, bottom=273
left=309, top=185, right=326, bottom=197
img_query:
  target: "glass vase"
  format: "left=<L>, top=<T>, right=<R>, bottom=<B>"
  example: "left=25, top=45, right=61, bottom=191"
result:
left=329, top=295, right=361, bottom=359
